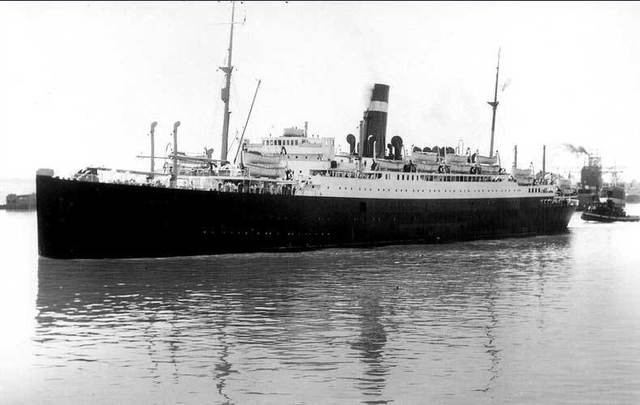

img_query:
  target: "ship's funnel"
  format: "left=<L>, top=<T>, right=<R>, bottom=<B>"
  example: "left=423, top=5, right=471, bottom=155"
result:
left=346, top=134, right=356, bottom=155
left=359, top=83, right=390, bottom=158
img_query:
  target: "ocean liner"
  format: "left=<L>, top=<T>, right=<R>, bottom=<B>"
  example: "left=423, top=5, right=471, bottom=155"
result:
left=36, top=6, right=576, bottom=259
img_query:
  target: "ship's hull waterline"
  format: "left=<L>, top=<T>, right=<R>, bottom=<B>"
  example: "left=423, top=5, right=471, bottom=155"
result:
left=37, top=175, right=575, bottom=259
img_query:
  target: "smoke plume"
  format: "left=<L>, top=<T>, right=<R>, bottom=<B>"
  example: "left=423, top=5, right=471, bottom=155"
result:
left=501, top=78, right=511, bottom=92
left=563, top=143, right=588, bottom=154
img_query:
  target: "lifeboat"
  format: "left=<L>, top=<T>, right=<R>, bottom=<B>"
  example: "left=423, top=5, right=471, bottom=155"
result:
left=374, top=159, right=406, bottom=172
left=243, top=151, right=286, bottom=167
left=478, top=164, right=500, bottom=175
left=415, top=162, right=440, bottom=172
left=444, top=154, right=469, bottom=165
left=475, top=155, right=498, bottom=165
left=244, top=163, right=286, bottom=179
left=513, top=168, right=532, bottom=177
left=513, top=167, right=534, bottom=184
left=412, top=151, right=439, bottom=164
left=448, top=163, right=474, bottom=174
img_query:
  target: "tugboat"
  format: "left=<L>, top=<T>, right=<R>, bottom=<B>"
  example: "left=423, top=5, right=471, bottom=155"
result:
left=581, top=185, right=639, bottom=222
left=581, top=200, right=639, bottom=222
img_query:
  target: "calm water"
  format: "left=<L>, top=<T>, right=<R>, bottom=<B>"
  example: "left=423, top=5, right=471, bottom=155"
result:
left=1, top=207, right=640, bottom=404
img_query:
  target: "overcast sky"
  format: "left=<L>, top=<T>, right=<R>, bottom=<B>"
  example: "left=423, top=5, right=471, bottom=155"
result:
left=1, top=1, right=639, bottom=181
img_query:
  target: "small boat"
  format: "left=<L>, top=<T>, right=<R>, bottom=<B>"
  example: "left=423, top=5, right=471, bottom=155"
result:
left=415, top=162, right=440, bottom=172
left=478, top=164, right=501, bottom=175
left=444, top=154, right=469, bottom=164
left=448, top=163, right=473, bottom=174
left=581, top=201, right=640, bottom=222
left=411, top=151, right=438, bottom=164
left=243, top=151, right=286, bottom=166
left=475, top=154, right=498, bottom=165
left=444, top=154, right=473, bottom=173
left=374, top=158, right=405, bottom=172
left=244, top=163, right=287, bottom=179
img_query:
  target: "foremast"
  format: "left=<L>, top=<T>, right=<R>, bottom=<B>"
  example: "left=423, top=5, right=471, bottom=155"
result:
left=220, top=2, right=236, bottom=162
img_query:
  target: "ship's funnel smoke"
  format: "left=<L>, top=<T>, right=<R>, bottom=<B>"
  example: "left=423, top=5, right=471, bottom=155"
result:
left=564, top=143, right=588, bottom=155
left=359, top=83, right=390, bottom=158
left=362, top=87, right=373, bottom=107
left=501, top=78, right=511, bottom=92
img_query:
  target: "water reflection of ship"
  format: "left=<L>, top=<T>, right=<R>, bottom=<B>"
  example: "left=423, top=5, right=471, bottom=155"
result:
left=35, top=256, right=305, bottom=402
left=35, top=258, right=206, bottom=387
left=350, top=293, right=391, bottom=404
left=480, top=273, right=501, bottom=394
left=35, top=236, right=573, bottom=401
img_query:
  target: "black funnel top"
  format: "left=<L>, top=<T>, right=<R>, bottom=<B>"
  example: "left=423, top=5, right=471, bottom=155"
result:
left=371, top=84, right=390, bottom=102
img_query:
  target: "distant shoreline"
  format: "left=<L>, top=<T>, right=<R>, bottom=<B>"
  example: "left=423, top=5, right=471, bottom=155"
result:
left=0, top=178, right=36, bottom=202
left=0, top=177, right=34, bottom=182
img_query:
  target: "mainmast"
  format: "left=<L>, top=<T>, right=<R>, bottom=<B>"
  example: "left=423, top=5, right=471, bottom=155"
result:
left=220, top=2, right=236, bottom=162
left=487, top=48, right=500, bottom=158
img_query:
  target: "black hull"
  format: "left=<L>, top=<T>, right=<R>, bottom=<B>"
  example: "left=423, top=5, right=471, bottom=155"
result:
left=36, top=175, right=575, bottom=259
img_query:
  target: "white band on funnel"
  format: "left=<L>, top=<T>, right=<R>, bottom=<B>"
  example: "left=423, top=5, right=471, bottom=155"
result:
left=368, top=100, right=388, bottom=113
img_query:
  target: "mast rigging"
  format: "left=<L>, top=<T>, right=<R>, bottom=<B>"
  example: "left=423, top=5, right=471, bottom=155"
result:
left=234, top=79, right=262, bottom=164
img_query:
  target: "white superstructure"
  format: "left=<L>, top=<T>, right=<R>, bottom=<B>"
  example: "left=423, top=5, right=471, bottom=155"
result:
left=243, top=126, right=335, bottom=179
left=297, top=170, right=557, bottom=200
